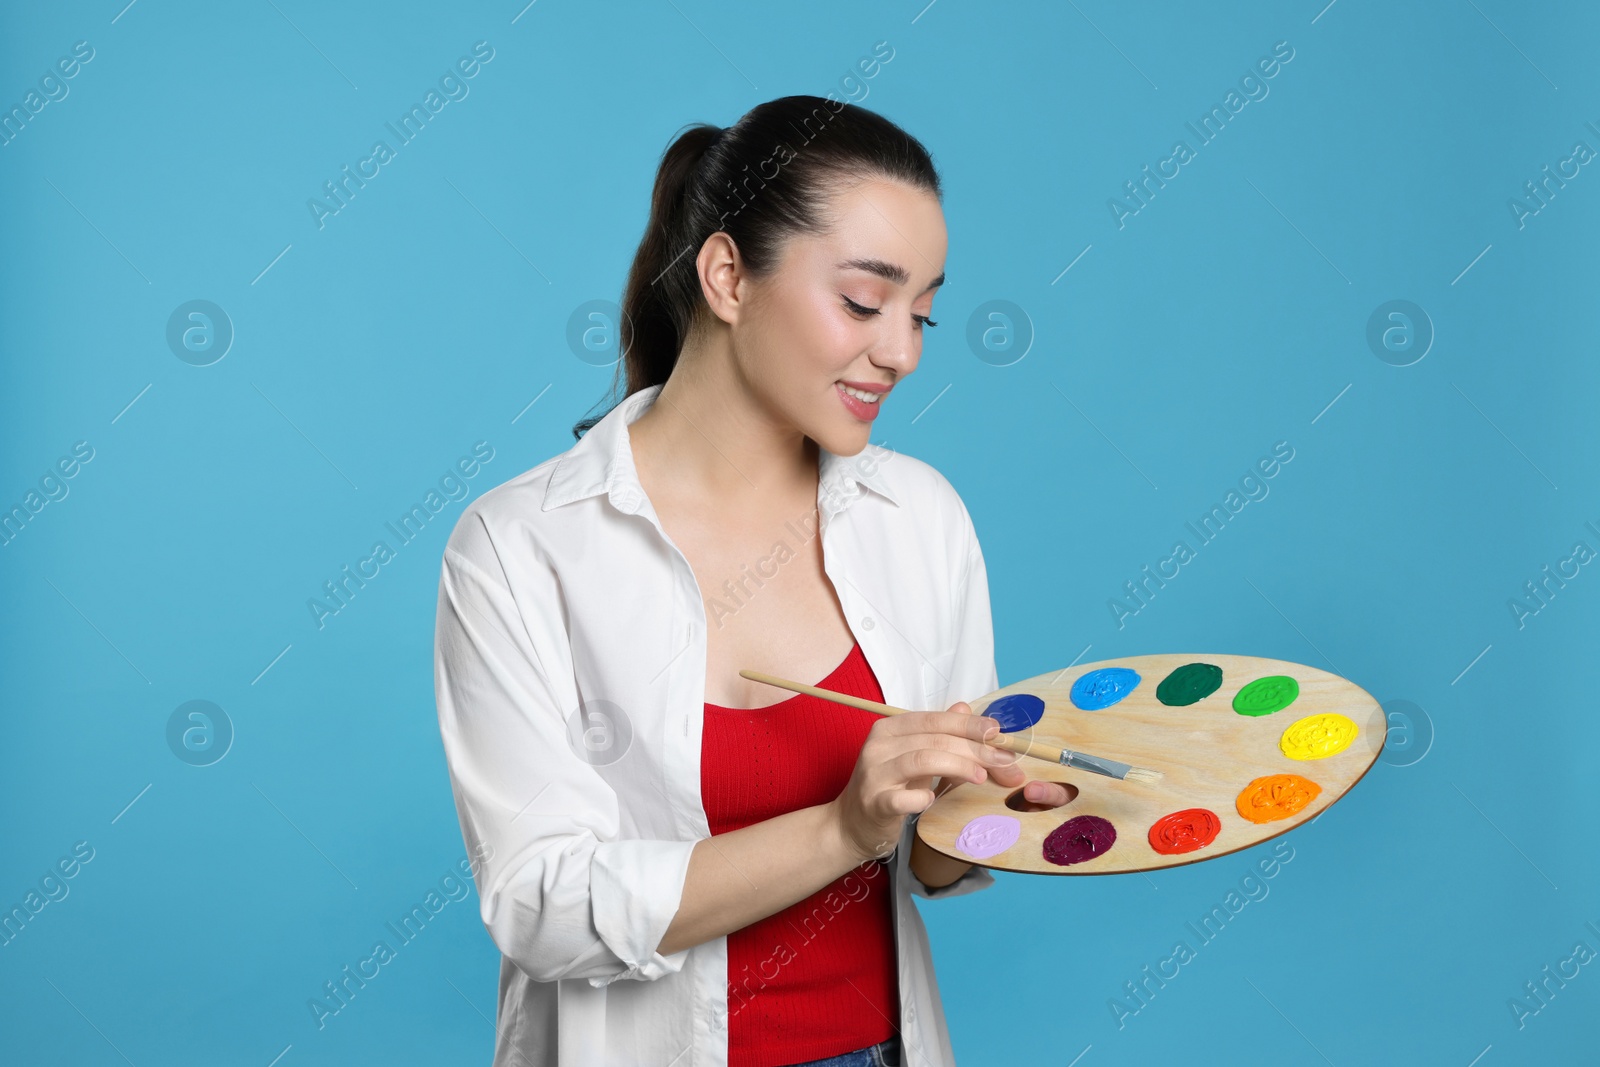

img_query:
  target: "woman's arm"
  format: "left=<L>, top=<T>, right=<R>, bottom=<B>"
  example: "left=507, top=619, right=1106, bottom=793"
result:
left=437, top=521, right=702, bottom=988
left=668, top=708, right=1017, bottom=961
left=659, top=756, right=1004, bottom=955
left=905, top=770, right=990, bottom=889
left=908, top=821, right=974, bottom=889
left=655, top=800, right=875, bottom=957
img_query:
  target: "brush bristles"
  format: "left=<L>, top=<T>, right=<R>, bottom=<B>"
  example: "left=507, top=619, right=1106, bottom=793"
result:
left=1124, top=766, right=1163, bottom=783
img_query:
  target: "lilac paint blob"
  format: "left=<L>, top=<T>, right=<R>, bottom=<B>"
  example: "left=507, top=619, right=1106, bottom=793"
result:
left=984, top=693, right=1045, bottom=732
left=954, top=814, right=1022, bottom=860
left=1042, top=815, right=1118, bottom=866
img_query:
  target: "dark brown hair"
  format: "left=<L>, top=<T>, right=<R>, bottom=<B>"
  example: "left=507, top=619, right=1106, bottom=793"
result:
left=572, top=94, right=942, bottom=438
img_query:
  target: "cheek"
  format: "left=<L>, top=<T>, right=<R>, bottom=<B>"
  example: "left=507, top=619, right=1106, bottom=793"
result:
left=765, top=289, right=861, bottom=379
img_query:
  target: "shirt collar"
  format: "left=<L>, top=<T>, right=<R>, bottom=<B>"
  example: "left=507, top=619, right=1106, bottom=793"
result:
left=542, top=383, right=900, bottom=513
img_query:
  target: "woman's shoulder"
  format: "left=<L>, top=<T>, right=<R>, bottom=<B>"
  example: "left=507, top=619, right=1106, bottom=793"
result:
left=867, top=444, right=977, bottom=530
left=438, top=450, right=572, bottom=579
left=847, top=445, right=982, bottom=585
left=463, top=452, right=566, bottom=520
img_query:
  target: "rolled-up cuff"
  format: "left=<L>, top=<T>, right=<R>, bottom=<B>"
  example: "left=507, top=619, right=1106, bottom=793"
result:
left=911, top=861, right=996, bottom=900
left=585, top=837, right=698, bottom=987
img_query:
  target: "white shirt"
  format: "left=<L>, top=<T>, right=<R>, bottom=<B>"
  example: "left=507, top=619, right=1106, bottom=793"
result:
left=433, top=383, right=998, bottom=1067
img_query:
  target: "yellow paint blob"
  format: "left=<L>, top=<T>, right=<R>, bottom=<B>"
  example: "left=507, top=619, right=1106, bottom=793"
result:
left=1279, top=712, right=1359, bottom=760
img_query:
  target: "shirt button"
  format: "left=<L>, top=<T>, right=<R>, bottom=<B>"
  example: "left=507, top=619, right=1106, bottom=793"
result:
left=861, top=616, right=875, bottom=630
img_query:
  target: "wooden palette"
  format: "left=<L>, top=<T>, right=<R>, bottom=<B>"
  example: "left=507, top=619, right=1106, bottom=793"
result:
left=916, top=653, right=1385, bottom=875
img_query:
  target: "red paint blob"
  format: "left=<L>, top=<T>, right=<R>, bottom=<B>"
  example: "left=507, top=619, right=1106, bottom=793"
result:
left=1042, top=815, right=1117, bottom=866
left=1147, top=808, right=1222, bottom=855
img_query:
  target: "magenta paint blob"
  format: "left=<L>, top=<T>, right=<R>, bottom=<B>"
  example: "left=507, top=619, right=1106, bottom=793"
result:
left=1042, top=815, right=1117, bottom=866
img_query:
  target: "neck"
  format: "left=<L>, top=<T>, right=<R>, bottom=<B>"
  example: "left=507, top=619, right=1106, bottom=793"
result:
left=629, top=334, right=819, bottom=509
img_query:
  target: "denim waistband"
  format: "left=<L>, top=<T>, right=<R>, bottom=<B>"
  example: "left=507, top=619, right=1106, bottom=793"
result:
left=780, top=1034, right=902, bottom=1067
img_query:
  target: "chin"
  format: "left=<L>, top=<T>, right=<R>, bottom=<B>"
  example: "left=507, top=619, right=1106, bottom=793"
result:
left=775, top=381, right=883, bottom=457
left=808, top=419, right=873, bottom=457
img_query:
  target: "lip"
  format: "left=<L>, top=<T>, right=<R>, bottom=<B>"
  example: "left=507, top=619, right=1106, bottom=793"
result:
left=839, top=379, right=893, bottom=394
left=836, top=380, right=891, bottom=422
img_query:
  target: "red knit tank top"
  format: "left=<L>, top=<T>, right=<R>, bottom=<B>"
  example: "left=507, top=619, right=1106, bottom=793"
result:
left=701, top=640, right=900, bottom=1066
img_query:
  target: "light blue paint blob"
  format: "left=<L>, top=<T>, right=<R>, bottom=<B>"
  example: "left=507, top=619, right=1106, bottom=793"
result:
left=1070, top=667, right=1141, bottom=710
left=984, top=693, right=1045, bottom=733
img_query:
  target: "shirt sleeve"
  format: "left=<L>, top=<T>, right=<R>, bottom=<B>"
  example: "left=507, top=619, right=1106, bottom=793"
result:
left=433, top=511, right=697, bottom=987
left=906, top=486, right=999, bottom=900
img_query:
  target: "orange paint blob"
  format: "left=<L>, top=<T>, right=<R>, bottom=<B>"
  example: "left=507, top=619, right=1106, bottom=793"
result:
left=1235, top=774, right=1322, bottom=824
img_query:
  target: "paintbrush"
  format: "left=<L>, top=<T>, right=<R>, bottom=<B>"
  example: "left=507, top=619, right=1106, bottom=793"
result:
left=738, top=669, right=1163, bottom=783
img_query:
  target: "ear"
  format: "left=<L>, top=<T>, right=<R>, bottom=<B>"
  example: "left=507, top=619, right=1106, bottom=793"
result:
left=695, top=231, right=748, bottom=329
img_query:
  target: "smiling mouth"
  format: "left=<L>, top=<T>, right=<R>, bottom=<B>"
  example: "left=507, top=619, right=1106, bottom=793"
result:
left=835, top=381, right=890, bottom=422
left=838, top=383, right=884, bottom=404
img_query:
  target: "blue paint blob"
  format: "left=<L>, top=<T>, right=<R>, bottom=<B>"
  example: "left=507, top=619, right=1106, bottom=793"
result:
left=1070, top=667, right=1141, bottom=710
left=983, top=693, right=1045, bottom=733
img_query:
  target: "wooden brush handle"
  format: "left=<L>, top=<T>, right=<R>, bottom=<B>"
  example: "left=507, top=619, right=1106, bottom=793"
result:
left=737, top=669, right=1058, bottom=764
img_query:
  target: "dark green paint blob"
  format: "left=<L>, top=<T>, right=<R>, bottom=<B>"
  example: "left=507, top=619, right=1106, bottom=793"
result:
left=1156, top=662, right=1224, bottom=706
left=1233, top=675, right=1300, bottom=717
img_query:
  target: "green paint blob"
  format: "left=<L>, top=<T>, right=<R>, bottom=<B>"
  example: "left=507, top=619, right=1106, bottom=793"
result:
left=1233, top=675, right=1300, bottom=716
left=1156, top=662, right=1224, bottom=706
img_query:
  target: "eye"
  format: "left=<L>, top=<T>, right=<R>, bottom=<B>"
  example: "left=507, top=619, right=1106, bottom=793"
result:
left=842, top=295, right=938, bottom=329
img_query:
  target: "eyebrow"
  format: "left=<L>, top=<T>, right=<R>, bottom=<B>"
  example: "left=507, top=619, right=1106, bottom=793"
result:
left=836, top=257, right=945, bottom=295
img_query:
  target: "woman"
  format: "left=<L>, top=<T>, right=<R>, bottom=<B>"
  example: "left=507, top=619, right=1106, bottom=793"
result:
left=434, top=95, right=1066, bottom=1067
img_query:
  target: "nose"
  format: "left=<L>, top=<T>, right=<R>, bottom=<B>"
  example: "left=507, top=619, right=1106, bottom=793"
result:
left=872, top=316, right=922, bottom=378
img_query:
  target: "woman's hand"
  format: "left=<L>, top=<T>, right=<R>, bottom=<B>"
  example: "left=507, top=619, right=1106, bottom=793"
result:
left=931, top=703, right=1076, bottom=807
left=828, top=699, right=1064, bottom=864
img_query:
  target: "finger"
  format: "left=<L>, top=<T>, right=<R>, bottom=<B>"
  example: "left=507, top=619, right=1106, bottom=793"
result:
left=871, top=783, right=942, bottom=821
left=907, top=785, right=941, bottom=815
left=1026, top=780, right=1075, bottom=806
left=987, top=760, right=1028, bottom=789
left=982, top=742, right=1026, bottom=775
left=890, top=747, right=992, bottom=788
left=883, top=708, right=1004, bottom=743
left=884, top=727, right=1017, bottom=775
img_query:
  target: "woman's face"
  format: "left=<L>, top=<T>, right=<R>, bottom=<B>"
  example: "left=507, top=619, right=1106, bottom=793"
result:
left=728, top=176, right=947, bottom=457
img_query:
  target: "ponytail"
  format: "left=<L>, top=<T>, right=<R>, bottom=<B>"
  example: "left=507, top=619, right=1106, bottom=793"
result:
left=573, top=97, right=940, bottom=438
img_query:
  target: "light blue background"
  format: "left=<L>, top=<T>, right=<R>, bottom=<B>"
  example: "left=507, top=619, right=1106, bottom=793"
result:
left=3, top=1, right=1596, bottom=1064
